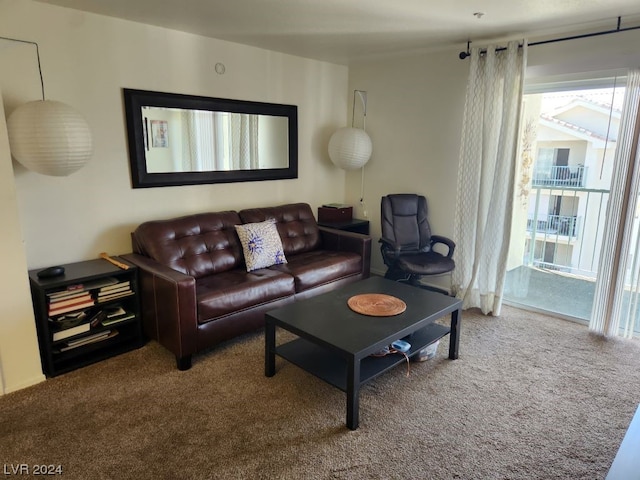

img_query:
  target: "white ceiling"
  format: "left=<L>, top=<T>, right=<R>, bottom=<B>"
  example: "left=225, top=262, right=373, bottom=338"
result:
left=35, top=0, right=640, bottom=64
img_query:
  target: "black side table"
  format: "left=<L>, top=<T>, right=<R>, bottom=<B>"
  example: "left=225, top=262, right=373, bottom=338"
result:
left=317, top=218, right=370, bottom=235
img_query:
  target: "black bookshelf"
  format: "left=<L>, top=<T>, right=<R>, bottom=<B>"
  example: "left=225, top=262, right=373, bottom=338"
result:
left=28, top=258, right=145, bottom=377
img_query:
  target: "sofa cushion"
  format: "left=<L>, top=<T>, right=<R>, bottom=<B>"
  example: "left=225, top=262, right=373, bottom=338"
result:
left=234, top=219, right=287, bottom=272
left=132, top=212, right=243, bottom=279
left=238, top=203, right=321, bottom=256
left=269, top=249, right=362, bottom=292
left=196, top=268, right=295, bottom=323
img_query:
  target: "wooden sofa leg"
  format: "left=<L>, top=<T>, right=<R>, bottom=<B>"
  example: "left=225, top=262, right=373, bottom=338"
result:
left=176, top=355, right=192, bottom=371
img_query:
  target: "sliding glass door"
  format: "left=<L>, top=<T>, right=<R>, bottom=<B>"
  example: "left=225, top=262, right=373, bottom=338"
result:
left=504, top=81, right=625, bottom=321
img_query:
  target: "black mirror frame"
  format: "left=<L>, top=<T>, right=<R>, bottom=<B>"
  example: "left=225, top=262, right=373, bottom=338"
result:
left=122, top=88, right=298, bottom=188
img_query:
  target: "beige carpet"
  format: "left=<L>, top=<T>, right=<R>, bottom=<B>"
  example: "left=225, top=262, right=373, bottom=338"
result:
left=1, top=305, right=640, bottom=479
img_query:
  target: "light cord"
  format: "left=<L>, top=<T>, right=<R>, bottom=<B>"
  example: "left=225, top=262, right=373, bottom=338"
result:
left=0, top=35, right=45, bottom=100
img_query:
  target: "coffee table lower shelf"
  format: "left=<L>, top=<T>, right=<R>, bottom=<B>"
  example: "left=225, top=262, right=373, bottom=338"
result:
left=275, top=323, right=450, bottom=392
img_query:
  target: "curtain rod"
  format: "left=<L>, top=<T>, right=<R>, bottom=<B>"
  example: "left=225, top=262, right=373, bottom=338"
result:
left=0, top=35, right=45, bottom=100
left=459, top=16, right=640, bottom=59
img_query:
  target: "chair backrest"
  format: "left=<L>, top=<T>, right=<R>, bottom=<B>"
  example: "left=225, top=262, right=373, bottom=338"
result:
left=381, top=194, right=432, bottom=252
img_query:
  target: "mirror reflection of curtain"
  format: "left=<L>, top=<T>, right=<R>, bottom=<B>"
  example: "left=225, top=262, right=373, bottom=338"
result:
left=181, top=111, right=225, bottom=171
left=181, top=111, right=259, bottom=171
left=230, top=114, right=259, bottom=169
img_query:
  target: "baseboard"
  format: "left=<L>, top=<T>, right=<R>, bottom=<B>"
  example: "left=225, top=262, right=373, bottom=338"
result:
left=2, top=373, right=46, bottom=395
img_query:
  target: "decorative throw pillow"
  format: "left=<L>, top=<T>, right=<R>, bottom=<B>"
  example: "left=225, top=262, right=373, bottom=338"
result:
left=235, top=219, right=287, bottom=272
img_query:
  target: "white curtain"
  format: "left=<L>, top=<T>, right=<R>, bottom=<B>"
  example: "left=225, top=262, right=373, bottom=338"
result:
left=452, top=41, right=527, bottom=315
left=589, top=69, right=640, bottom=338
left=181, top=110, right=223, bottom=171
left=181, top=111, right=259, bottom=171
left=230, top=113, right=259, bottom=169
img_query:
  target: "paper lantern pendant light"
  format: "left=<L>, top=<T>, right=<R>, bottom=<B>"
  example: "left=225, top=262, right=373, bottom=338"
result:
left=328, top=127, right=372, bottom=170
left=7, top=100, right=93, bottom=176
left=328, top=90, right=372, bottom=171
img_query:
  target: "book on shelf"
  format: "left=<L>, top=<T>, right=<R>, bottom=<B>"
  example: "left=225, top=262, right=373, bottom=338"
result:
left=66, top=330, right=111, bottom=347
left=87, top=309, right=108, bottom=328
left=49, top=310, right=88, bottom=330
left=47, top=288, right=90, bottom=301
left=49, top=298, right=96, bottom=316
left=48, top=292, right=93, bottom=309
left=102, top=312, right=135, bottom=327
left=55, top=310, right=87, bottom=321
left=97, top=285, right=132, bottom=297
left=104, top=305, right=126, bottom=317
left=48, top=282, right=84, bottom=294
left=47, top=277, right=119, bottom=303
left=99, top=281, right=131, bottom=293
left=96, top=291, right=134, bottom=303
left=59, top=330, right=118, bottom=352
left=52, top=322, right=91, bottom=342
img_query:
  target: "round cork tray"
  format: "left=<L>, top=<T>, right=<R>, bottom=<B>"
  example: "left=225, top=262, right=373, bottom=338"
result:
left=347, top=293, right=407, bottom=317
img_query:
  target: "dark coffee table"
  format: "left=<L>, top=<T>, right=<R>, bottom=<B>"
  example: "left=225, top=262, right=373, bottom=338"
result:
left=265, top=276, right=462, bottom=429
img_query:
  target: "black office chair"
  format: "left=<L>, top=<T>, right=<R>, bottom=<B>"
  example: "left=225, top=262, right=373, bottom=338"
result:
left=380, top=194, right=455, bottom=294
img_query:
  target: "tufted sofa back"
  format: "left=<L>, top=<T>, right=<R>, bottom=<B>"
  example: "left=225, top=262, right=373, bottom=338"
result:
left=132, top=211, right=243, bottom=278
left=239, top=203, right=321, bottom=256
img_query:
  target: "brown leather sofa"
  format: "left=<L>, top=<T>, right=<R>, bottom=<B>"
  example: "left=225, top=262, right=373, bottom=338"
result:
left=122, top=203, right=371, bottom=370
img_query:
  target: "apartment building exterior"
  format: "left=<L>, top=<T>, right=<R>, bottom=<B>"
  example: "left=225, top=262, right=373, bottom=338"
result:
left=511, top=92, right=620, bottom=279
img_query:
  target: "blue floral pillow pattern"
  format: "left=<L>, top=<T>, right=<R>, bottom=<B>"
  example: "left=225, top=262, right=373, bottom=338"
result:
left=235, top=219, right=287, bottom=272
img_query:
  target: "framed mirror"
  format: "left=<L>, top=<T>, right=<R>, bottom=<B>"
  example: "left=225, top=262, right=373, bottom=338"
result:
left=123, top=88, right=298, bottom=188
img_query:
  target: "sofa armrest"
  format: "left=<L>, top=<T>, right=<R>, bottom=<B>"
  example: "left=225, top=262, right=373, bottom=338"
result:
left=318, top=226, right=371, bottom=278
left=120, top=253, right=197, bottom=367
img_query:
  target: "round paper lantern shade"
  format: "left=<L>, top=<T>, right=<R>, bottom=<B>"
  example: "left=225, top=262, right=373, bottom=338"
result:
left=7, top=100, right=93, bottom=176
left=328, top=127, right=372, bottom=170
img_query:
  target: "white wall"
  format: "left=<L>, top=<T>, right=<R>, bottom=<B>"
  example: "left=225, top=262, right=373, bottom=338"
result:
left=0, top=0, right=348, bottom=393
left=346, top=50, right=469, bottom=278
left=0, top=88, right=45, bottom=394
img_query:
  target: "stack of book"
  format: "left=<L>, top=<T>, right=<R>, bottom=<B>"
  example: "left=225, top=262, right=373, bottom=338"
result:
left=96, top=280, right=133, bottom=303
left=59, top=330, right=119, bottom=352
left=47, top=285, right=95, bottom=317
left=50, top=308, right=101, bottom=342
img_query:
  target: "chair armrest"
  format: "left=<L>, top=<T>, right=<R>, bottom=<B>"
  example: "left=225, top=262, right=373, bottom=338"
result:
left=318, top=227, right=371, bottom=277
left=120, top=253, right=198, bottom=359
left=430, top=235, right=456, bottom=258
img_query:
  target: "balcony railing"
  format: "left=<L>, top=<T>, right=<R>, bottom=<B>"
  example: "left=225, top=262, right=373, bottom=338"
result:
left=532, top=165, right=587, bottom=188
left=527, top=214, right=580, bottom=238
left=525, top=186, right=610, bottom=277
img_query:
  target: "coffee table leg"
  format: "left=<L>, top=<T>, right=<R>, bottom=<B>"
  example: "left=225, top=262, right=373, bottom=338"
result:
left=449, top=308, right=461, bottom=360
left=346, top=356, right=360, bottom=430
left=265, top=319, right=276, bottom=377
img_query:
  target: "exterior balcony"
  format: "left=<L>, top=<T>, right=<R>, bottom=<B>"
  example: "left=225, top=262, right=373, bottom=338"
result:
left=505, top=265, right=594, bottom=320
left=505, top=265, right=640, bottom=337
left=532, top=165, right=587, bottom=188
left=526, top=214, right=580, bottom=240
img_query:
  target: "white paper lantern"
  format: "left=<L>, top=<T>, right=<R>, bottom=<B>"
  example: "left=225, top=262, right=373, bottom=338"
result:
left=7, top=100, right=93, bottom=176
left=328, top=127, right=372, bottom=171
